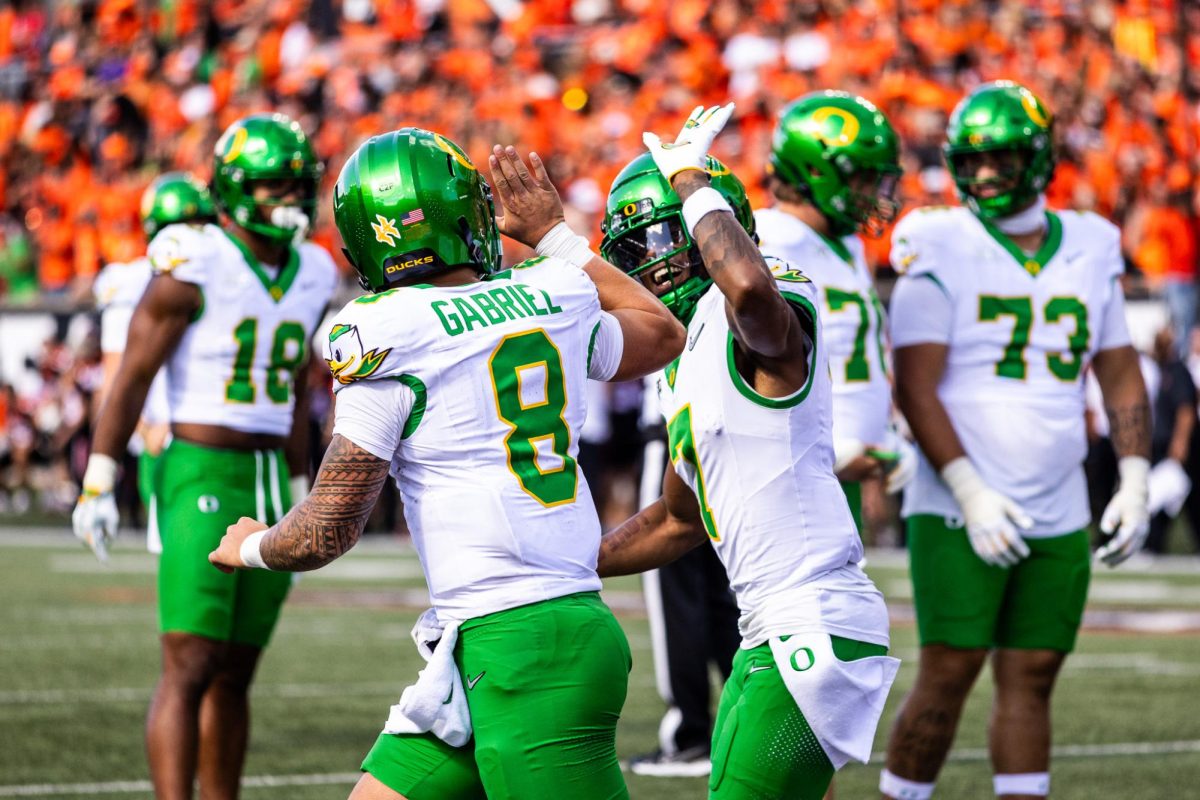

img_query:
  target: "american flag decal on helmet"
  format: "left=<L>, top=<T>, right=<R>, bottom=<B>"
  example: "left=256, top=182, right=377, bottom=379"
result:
left=401, top=208, right=425, bottom=225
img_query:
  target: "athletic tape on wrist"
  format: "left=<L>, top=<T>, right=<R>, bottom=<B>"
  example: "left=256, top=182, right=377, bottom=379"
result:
left=534, top=221, right=593, bottom=268
left=82, top=454, right=119, bottom=494
left=993, top=772, right=1049, bottom=797
left=240, top=530, right=271, bottom=570
left=681, top=187, right=733, bottom=237
left=880, top=769, right=935, bottom=800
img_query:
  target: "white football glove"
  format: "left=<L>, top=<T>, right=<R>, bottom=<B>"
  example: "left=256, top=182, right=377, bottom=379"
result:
left=72, top=454, right=120, bottom=563
left=1146, top=457, right=1190, bottom=518
left=1096, top=456, right=1151, bottom=567
left=941, top=457, right=1032, bottom=567
left=642, top=103, right=735, bottom=182
left=881, top=430, right=918, bottom=495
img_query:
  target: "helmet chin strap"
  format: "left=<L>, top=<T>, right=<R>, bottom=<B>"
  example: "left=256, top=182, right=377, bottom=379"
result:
left=269, top=206, right=310, bottom=243
left=992, top=194, right=1046, bottom=236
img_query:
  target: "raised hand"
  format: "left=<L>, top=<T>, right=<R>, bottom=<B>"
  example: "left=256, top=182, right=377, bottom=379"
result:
left=488, top=146, right=565, bottom=249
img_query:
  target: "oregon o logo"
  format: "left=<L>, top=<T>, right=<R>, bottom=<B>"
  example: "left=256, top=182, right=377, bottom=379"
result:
left=197, top=495, right=220, bottom=514
left=810, top=107, right=860, bottom=147
left=789, top=647, right=815, bottom=672
left=1019, top=91, right=1050, bottom=128
left=433, top=134, right=476, bottom=171
left=623, top=203, right=638, bottom=217
left=221, top=127, right=249, bottom=165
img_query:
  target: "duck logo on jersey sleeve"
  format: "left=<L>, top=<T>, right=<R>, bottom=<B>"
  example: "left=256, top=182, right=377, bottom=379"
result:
left=326, top=323, right=392, bottom=385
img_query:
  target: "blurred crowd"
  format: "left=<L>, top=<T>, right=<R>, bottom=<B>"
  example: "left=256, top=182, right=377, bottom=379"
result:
left=1, top=0, right=1199, bottom=549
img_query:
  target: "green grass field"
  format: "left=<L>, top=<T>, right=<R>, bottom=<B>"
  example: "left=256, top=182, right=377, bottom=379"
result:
left=2, top=530, right=1199, bottom=799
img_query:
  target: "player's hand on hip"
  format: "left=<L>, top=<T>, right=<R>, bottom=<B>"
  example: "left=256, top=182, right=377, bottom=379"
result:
left=209, top=517, right=269, bottom=574
left=643, top=103, right=735, bottom=183
left=72, top=454, right=120, bottom=563
left=489, top=145, right=564, bottom=248
left=941, top=456, right=1032, bottom=567
left=1096, top=456, right=1151, bottom=567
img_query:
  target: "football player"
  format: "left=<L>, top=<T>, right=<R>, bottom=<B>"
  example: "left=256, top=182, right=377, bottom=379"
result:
left=596, top=105, right=899, bottom=800
left=880, top=82, right=1151, bottom=800
left=92, top=172, right=216, bottom=542
left=73, top=114, right=339, bottom=800
left=756, top=91, right=916, bottom=529
left=209, top=129, right=684, bottom=799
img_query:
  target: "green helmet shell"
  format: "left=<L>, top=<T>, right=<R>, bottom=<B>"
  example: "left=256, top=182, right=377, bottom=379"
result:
left=769, top=91, right=902, bottom=237
left=140, top=172, right=216, bottom=239
left=943, top=81, right=1055, bottom=219
left=333, top=128, right=502, bottom=293
left=212, top=113, right=323, bottom=242
left=600, top=153, right=754, bottom=322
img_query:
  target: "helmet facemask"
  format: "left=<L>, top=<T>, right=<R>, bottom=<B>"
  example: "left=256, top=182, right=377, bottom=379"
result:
left=603, top=212, right=709, bottom=323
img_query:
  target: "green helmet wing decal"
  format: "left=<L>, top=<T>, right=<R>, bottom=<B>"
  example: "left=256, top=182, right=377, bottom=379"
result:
left=140, top=172, right=216, bottom=239
left=600, top=153, right=754, bottom=322
left=333, top=128, right=502, bottom=293
left=943, top=81, right=1056, bottom=219
left=769, top=91, right=902, bottom=237
left=212, top=113, right=323, bottom=242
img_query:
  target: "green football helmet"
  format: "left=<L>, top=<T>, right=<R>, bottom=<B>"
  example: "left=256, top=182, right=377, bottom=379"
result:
left=212, top=113, right=322, bottom=242
left=333, top=128, right=502, bottom=293
left=139, top=172, right=216, bottom=239
left=769, top=91, right=902, bottom=237
left=600, top=153, right=755, bottom=323
left=943, top=81, right=1056, bottom=219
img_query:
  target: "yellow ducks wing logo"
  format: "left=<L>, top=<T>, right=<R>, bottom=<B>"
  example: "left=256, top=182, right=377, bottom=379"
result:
left=326, top=323, right=392, bottom=385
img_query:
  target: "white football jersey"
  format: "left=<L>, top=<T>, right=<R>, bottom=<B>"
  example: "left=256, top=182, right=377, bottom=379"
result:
left=756, top=208, right=890, bottom=446
left=890, top=206, right=1132, bottom=536
left=654, top=276, right=889, bottom=648
left=146, top=223, right=338, bottom=437
left=324, top=257, right=624, bottom=623
left=93, top=257, right=169, bottom=427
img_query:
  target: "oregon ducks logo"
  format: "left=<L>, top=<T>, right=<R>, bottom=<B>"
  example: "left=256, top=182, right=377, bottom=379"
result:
left=433, top=134, right=476, bottom=171
left=1019, top=90, right=1050, bottom=128
left=221, top=127, right=250, bottom=165
left=327, top=324, right=391, bottom=385
left=810, top=107, right=861, bottom=147
left=622, top=203, right=638, bottom=217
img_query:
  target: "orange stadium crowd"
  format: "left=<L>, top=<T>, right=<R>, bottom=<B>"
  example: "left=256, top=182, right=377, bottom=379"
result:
left=0, top=0, right=1195, bottom=302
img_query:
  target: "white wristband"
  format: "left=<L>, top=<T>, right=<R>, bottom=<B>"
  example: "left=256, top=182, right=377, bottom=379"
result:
left=535, top=221, right=593, bottom=269
left=82, top=453, right=119, bottom=494
left=681, top=187, right=733, bottom=237
left=240, top=530, right=272, bottom=570
left=940, top=456, right=985, bottom=504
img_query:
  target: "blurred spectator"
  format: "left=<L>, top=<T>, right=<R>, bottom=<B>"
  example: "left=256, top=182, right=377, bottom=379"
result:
left=1144, top=326, right=1197, bottom=553
left=0, top=0, right=1192, bottom=300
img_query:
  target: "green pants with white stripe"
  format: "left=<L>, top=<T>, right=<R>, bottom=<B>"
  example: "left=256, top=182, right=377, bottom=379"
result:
left=155, top=438, right=293, bottom=647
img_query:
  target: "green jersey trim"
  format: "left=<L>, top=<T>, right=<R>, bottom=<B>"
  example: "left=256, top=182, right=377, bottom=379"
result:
left=917, top=272, right=950, bottom=297
left=221, top=228, right=300, bottom=302
left=724, top=291, right=818, bottom=409
left=396, top=374, right=427, bottom=439
left=586, top=321, right=600, bottom=373
left=978, top=211, right=1063, bottom=278
left=488, top=269, right=513, bottom=281
left=815, top=230, right=854, bottom=266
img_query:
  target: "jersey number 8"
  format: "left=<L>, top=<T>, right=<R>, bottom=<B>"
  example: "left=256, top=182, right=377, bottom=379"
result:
left=488, top=329, right=578, bottom=507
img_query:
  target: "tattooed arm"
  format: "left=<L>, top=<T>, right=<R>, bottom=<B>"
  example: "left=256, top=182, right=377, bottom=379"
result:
left=671, top=171, right=809, bottom=393
left=209, top=434, right=391, bottom=573
left=597, top=464, right=708, bottom=577
left=1092, top=345, right=1151, bottom=459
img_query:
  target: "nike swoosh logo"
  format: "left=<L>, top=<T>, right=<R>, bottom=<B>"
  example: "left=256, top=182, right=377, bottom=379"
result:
left=748, top=665, right=773, bottom=674
left=467, top=671, right=485, bottom=690
left=687, top=322, right=706, bottom=351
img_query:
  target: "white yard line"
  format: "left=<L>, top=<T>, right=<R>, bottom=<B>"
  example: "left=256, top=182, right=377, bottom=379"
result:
left=5, top=741, right=1200, bottom=796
